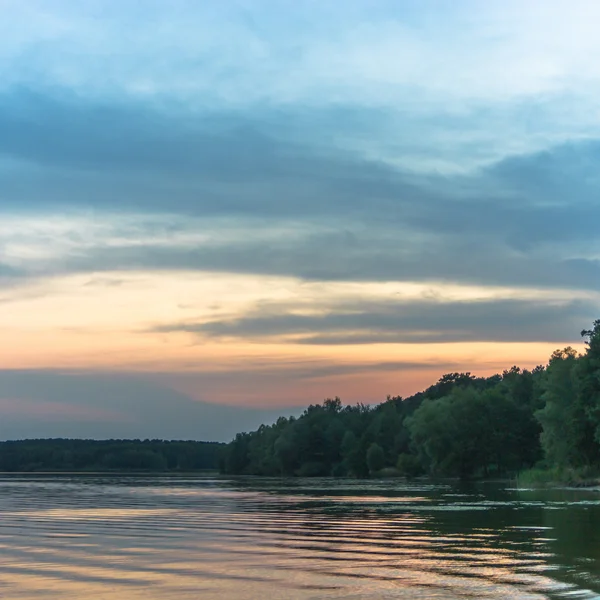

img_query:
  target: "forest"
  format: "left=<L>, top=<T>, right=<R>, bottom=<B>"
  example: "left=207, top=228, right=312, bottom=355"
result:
left=220, top=320, right=600, bottom=481
left=0, top=439, right=223, bottom=472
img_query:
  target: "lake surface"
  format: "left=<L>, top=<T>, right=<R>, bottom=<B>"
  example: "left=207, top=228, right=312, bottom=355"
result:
left=0, top=475, right=599, bottom=599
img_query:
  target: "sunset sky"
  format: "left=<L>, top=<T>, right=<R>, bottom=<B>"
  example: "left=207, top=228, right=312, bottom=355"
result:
left=1, top=0, right=599, bottom=441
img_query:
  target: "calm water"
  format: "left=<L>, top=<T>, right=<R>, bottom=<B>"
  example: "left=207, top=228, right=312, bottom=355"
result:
left=0, top=476, right=599, bottom=599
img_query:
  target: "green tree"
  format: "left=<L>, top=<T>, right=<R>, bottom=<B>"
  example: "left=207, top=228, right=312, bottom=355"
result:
left=578, top=320, right=600, bottom=451
left=366, top=442, right=385, bottom=474
left=340, top=429, right=362, bottom=476
left=536, top=348, right=587, bottom=469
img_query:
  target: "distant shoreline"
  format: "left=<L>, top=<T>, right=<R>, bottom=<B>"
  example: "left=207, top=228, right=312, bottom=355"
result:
left=0, top=439, right=224, bottom=472
left=0, top=469, right=220, bottom=475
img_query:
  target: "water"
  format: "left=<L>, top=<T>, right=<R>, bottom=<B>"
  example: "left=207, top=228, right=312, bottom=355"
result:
left=0, top=476, right=599, bottom=599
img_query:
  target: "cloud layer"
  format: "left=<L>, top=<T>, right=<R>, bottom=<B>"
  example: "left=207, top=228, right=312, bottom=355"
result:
left=154, top=298, right=596, bottom=345
left=0, top=1, right=598, bottom=438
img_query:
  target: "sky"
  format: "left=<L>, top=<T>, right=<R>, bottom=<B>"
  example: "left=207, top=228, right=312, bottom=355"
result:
left=1, top=0, right=599, bottom=441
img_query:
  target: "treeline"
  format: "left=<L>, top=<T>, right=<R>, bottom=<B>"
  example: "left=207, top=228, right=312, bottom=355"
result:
left=220, top=320, right=600, bottom=480
left=0, top=439, right=223, bottom=472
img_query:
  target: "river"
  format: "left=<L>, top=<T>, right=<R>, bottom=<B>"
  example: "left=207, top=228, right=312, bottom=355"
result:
left=0, top=475, right=598, bottom=599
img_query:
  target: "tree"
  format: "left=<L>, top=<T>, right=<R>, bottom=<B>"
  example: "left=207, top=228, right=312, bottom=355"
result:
left=366, top=442, right=385, bottom=474
left=579, top=321, right=600, bottom=452
left=407, top=386, right=537, bottom=479
left=536, top=345, right=600, bottom=470
left=219, top=321, right=600, bottom=480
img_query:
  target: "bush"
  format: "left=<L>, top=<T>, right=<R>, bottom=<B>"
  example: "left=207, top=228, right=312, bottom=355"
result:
left=396, top=453, right=423, bottom=478
left=516, top=466, right=600, bottom=488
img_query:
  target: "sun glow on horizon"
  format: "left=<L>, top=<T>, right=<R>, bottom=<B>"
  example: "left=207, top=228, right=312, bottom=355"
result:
left=0, top=263, right=588, bottom=407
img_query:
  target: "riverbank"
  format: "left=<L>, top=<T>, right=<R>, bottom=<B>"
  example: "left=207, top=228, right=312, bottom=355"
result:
left=517, top=467, right=600, bottom=489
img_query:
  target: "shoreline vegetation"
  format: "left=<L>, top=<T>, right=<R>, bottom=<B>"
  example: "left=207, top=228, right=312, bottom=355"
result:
left=2, top=321, right=599, bottom=489
left=0, top=439, right=224, bottom=473
left=516, top=467, right=600, bottom=489
left=220, top=320, right=600, bottom=488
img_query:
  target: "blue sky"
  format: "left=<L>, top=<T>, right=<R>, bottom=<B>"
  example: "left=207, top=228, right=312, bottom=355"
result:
left=1, top=0, right=599, bottom=440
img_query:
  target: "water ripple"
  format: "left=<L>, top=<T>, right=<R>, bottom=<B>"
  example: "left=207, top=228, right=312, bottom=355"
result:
left=0, top=475, right=598, bottom=599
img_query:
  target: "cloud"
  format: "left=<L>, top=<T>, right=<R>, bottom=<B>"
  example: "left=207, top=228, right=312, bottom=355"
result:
left=0, top=87, right=598, bottom=211
left=0, top=370, right=297, bottom=441
left=151, top=297, right=595, bottom=345
left=0, top=263, right=28, bottom=292
left=56, top=236, right=600, bottom=291
left=2, top=88, right=600, bottom=295
left=3, top=0, right=600, bottom=111
left=3, top=199, right=584, bottom=295
left=0, top=263, right=22, bottom=277
left=0, top=89, right=313, bottom=179
left=0, top=90, right=424, bottom=218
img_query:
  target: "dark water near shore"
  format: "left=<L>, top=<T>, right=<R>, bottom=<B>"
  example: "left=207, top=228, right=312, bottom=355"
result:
left=0, top=475, right=599, bottom=599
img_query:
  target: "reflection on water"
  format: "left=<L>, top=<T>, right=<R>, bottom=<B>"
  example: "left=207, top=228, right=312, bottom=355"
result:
left=0, top=476, right=599, bottom=599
